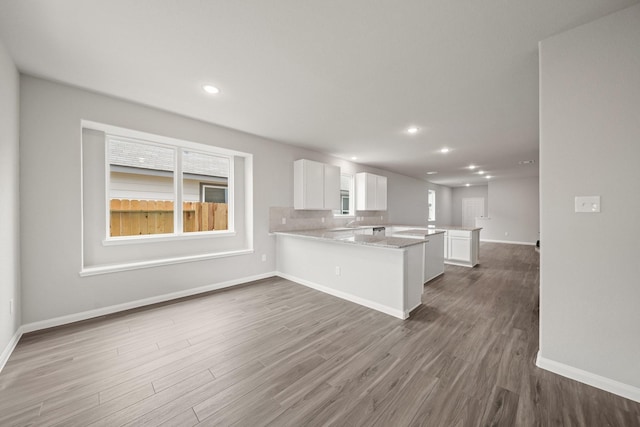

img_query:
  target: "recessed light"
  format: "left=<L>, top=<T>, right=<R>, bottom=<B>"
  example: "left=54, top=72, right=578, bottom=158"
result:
left=426, top=171, right=438, bottom=175
left=203, top=84, right=220, bottom=94
left=486, top=175, right=492, bottom=179
left=440, top=147, right=450, bottom=154
left=351, top=156, right=358, bottom=160
left=406, top=126, right=420, bottom=134
left=478, top=170, right=485, bottom=175
left=468, top=165, right=477, bottom=170
left=465, top=183, right=470, bottom=187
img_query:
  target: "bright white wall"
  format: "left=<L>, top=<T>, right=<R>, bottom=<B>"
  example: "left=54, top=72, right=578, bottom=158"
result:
left=19, top=76, right=433, bottom=325
left=451, top=185, right=489, bottom=226
left=478, top=177, right=539, bottom=244
left=0, top=40, right=20, bottom=355
left=539, top=4, right=640, bottom=394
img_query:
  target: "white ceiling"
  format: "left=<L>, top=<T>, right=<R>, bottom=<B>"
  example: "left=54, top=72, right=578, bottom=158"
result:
left=0, top=0, right=637, bottom=186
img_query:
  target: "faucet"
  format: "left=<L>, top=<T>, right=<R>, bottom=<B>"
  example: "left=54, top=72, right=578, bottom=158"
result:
left=345, top=219, right=359, bottom=228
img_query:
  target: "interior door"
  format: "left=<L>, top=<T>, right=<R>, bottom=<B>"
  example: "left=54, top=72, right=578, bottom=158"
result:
left=462, top=197, right=485, bottom=228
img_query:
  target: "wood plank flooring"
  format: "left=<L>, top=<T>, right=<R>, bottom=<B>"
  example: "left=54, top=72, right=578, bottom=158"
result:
left=1, top=243, right=639, bottom=426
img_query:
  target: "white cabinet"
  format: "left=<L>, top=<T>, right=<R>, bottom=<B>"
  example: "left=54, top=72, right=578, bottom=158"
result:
left=449, top=236, right=472, bottom=262
left=355, top=172, right=387, bottom=211
left=294, top=159, right=340, bottom=210
left=441, top=228, right=481, bottom=267
left=424, top=232, right=445, bottom=283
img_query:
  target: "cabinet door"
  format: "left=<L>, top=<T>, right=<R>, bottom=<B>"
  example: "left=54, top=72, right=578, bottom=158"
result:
left=449, top=237, right=471, bottom=262
left=294, top=159, right=324, bottom=209
left=356, top=173, right=376, bottom=210
left=356, top=172, right=386, bottom=211
left=375, top=175, right=387, bottom=210
left=323, top=164, right=341, bottom=210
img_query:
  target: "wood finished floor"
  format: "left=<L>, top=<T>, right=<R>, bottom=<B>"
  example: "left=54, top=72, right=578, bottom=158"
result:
left=2, top=243, right=639, bottom=426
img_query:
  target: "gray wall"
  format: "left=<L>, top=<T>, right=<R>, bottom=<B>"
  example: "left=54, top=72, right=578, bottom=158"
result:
left=427, top=182, right=452, bottom=227
left=387, top=179, right=452, bottom=226
left=477, top=177, right=539, bottom=244
left=0, top=40, right=20, bottom=356
left=19, top=76, right=435, bottom=325
left=539, top=4, right=640, bottom=391
left=451, top=185, right=489, bottom=226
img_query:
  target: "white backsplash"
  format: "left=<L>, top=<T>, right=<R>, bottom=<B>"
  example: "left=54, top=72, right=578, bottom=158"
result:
left=269, top=207, right=388, bottom=233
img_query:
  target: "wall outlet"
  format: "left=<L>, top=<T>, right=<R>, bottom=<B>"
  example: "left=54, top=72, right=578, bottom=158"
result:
left=335, top=266, right=341, bottom=276
left=575, top=196, right=601, bottom=213
left=261, top=254, right=267, bottom=262
left=321, top=217, right=325, bottom=223
left=9, top=299, right=13, bottom=315
left=281, top=217, right=286, bottom=225
left=505, top=232, right=509, bottom=236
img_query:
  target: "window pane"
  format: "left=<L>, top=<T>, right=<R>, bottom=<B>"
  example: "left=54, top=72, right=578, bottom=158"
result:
left=183, top=151, right=229, bottom=232
left=203, top=186, right=227, bottom=203
left=108, top=139, right=175, bottom=237
left=334, top=174, right=354, bottom=216
left=428, top=190, right=436, bottom=221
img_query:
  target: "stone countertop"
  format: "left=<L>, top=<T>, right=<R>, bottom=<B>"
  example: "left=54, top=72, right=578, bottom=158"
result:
left=392, top=229, right=447, bottom=236
left=392, top=225, right=482, bottom=232
left=274, top=229, right=428, bottom=249
left=434, top=225, right=483, bottom=231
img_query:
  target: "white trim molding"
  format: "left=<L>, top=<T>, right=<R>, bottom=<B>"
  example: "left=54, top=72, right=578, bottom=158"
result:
left=276, top=271, right=407, bottom=319
left=22, top=272, right=276, bottom=333
left=480, top=239, right=536, bottom=246
left=1, top=272, right=275, bottom=374
left=0, top=327, right=24, bottom=373
left=536, top=351, right=640, bottom=403
left=23, top=272, right=275, bottom=333
left=80, top=249, right=254, bottom=276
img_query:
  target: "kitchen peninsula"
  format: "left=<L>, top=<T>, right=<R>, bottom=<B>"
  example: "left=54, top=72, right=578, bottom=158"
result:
left=274, top=224, right=481, bottom=320
left=275, top=228, right=428, bottom=319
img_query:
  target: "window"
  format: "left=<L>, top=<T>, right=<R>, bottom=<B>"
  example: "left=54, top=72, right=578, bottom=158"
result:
left=428, top=189, right=436, bottom=221
left=334, top=173, right=354, bottom=216
left=201, top=184, right=227, bottom=203
left=107, top=135, right=232, bottom=238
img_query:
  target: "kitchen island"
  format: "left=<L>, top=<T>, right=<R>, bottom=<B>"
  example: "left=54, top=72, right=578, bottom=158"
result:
left=387, top=225, right=482, bottom=268
left=275, top=228, right=428, bottom=319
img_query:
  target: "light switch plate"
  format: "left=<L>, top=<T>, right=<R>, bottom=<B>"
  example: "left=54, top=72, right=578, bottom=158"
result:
left=575, top=196, right=601, bottom=213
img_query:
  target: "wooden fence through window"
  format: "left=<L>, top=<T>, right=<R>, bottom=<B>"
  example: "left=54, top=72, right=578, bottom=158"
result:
left=110, top=199, right=228, bottom=236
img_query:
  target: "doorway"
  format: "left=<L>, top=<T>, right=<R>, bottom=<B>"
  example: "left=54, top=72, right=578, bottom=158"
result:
left=462, top=197, right=485, bottom=228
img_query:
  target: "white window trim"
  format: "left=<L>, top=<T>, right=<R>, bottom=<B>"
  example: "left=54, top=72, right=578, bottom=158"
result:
left=103, top=132, right=235, bottom=242
left=80, top=120, right=254, bottom=276
left=334, top=172, right=355, bottom=217
left=79, top=248, right=254, bottom=277
left=428, top=189, right=436, bottom=222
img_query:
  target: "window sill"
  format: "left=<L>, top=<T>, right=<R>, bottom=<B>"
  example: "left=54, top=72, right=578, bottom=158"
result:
left=102, top=230, right=236, bottom=246
left=80, top=248, right=253, bottom=277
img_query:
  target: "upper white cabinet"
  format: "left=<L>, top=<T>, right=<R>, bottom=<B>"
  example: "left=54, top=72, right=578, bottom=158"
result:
left=355, top=172, right=387, bottom=211
left=294, top=159, right=340, bottom=210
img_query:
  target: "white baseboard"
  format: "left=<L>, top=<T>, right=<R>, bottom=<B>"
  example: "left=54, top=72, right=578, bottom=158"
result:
left=480, top=239, right=535, bottom=246
left=1, top=272, right=276, bottom=374
left=0, top=326, right=25, bottom=373
left=19, top=271, right=276, bottom=334
left=276, top=271, right=407, bottom=320
left=444, top=260, right=475, bottom=268
left=536, top=351, right=640, bottom=403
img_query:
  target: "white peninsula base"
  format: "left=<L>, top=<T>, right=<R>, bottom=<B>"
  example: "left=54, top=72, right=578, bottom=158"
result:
left=275, top=234, right=424, bottom=319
